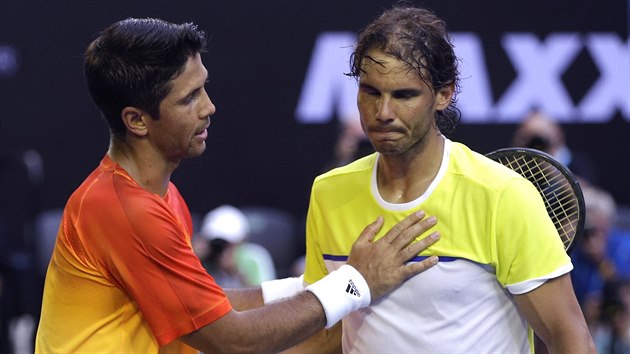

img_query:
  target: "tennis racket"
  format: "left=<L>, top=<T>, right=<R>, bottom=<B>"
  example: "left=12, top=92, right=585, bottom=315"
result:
left=485, top=147, right=585, bottom=254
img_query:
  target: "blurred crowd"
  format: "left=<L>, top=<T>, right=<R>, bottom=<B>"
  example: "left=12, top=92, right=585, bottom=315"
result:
left=513, top=110, right=630, bottom=353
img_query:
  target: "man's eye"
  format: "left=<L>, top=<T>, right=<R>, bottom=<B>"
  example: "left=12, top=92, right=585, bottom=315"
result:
left=361, top=87, right=379, bottom=96
left=185, top=92, right=199, bottom=103
left=394, top=91, right=418, bottom=99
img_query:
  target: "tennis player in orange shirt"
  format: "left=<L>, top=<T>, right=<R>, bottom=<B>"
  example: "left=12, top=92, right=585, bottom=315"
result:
left=34, top=18, right=441, bottom=354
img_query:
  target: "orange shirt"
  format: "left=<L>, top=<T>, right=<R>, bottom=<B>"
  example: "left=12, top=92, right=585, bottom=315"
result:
left=35, top=155, right=232, bottom=353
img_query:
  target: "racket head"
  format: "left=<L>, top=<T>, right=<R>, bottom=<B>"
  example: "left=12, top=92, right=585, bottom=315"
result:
left=485, top=147, right=585, bottom=254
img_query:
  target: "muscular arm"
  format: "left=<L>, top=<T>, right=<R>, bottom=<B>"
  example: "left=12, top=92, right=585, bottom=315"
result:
left=225, top=286, right=342, bottom=354
left=279, top=322, right=342, bottom=354
left=224, top=287, right=264, bottom=311
left=182, top=291, right=326, bottom=354
left=181, top=211, right=440, bottom=354
left=513, top=274, right=596, bottom=354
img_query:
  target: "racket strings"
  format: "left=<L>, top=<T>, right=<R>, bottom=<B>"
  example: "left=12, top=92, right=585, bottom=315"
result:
left=496, top=154, right=580, bottom=250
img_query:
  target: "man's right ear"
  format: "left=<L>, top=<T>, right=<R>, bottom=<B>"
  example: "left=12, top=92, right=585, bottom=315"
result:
left=121, top=107, right=148, bottom=137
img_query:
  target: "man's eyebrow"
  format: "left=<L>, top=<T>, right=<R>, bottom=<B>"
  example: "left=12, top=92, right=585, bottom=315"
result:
left=175, top=85, right=202, bottom=104
left=393, top=88, right=421, bottom=95
left=358, top=84, right=421, bottom=95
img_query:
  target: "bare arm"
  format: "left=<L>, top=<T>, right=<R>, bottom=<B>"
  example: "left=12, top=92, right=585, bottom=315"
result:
left=513, top=273, right=596, bottom=354
left=180, top=211, right=440, bottom=354
left=279, top=322, right=342, bottom=354
left=224, top=287, right=264, bottom=311
left=226, top=283, right=343, bottom=354
left=183, top=291, right=327, bottom=354
left=225, top=283, right=342, bottom=354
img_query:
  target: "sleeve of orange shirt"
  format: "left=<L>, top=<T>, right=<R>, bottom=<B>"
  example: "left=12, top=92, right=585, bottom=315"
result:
left=79, top=168, right=232, bottom=345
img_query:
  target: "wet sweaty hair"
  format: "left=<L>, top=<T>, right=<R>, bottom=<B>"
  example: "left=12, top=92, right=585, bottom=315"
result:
left=348, top=5, right=461, bottom=134
left=84, top=18, right=207, bottom=137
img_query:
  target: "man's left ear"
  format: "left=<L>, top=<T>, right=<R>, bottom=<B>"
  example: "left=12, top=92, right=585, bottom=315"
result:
left=121, top=107, right=149, bottom=137
left=436, top=83, right=455, bottom=110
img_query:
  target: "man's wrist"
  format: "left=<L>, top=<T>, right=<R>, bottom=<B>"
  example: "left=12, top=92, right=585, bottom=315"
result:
left=305, top=264, right=371, bottom=328
left=261, top=275, right=305, bottom=303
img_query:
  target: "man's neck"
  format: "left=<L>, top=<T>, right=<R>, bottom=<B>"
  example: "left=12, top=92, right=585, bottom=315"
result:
left=107, top=136, right=177, bottom=197
left=376, top=135, right=445, bottom=204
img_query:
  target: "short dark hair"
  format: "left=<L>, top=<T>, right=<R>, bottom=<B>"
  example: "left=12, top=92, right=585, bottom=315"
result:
left=348, top=5, right=460, bottom=134
left=84, top=18, right=207, bottom=137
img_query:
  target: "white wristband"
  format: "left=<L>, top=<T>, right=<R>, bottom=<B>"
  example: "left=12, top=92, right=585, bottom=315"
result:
left=306, top=264, right=371, bottom=328
left=261, top=275, right=305, bottom=304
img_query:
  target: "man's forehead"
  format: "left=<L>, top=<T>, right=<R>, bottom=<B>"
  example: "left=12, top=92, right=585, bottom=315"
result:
left=173, top=55, right=207, bottom=83
left=359, top=57, right=419, bottom=82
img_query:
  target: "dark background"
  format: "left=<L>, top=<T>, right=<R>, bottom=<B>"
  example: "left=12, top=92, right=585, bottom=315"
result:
left=1, top=0, right=628, bottom=221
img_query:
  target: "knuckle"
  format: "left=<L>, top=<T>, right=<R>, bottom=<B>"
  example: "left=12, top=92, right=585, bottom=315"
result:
left=420, top=219, right=432, bottom=230
left=397, top=229, right=410, bottom=242
left=391, top=223, right=404, bottom=235
left=417, top=236, right=431, bottom=248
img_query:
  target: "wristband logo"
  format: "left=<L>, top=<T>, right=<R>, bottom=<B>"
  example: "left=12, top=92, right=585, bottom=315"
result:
left=345, top=279, right=361, bottom=297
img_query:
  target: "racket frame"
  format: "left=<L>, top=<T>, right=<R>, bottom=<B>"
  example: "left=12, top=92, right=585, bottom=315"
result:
left=485, top=147, right=585, bottom=254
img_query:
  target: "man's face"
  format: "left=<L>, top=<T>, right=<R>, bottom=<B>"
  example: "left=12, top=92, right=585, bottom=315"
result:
left=146, top=53, right=215, bottom=161
left=512, top=113, right=562, bottom=155
left=357, top=49, right=451, bottom=156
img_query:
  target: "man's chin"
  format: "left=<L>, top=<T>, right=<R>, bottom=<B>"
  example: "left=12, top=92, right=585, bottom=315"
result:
left=373, top=143, right=403, bottom=155
left=185, top=144, right=207, bottom=159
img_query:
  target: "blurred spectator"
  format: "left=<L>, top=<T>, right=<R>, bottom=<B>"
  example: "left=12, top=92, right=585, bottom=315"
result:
left=192, top=205, right=276, bottom=288
left=512, top=109, right=599, bottom=185
left=290, top=254, right=306, bottom=278
left=572, top=185, right=630, bottom=331
left=573, top=185, right=619, bottom=303
left=323, top=115, right=373, bottom=171
left=592, top=279, right=630, bottom=353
